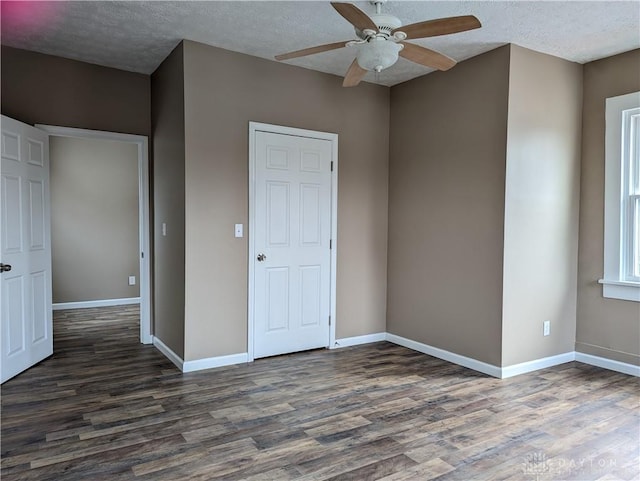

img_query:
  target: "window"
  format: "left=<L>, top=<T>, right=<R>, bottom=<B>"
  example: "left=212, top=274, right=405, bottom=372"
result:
left=600, top=91, right=640, bottom=301
left=625, top=107, right=640, bottom=281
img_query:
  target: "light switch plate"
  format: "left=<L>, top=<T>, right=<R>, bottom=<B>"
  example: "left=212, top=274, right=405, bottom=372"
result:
left=128, top=276, right=136, bottom=286
left=235, top=224, right=243, bottom=238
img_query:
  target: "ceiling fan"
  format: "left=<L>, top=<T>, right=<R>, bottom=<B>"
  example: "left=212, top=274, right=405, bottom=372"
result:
left=275, top=1, right=481, bottom=87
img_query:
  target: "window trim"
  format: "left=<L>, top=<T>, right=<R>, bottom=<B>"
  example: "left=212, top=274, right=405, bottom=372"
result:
left=601, top=91, right=640, bottom=302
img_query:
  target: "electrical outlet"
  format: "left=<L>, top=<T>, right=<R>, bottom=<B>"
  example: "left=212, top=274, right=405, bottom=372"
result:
left=543, top=320, right=550, bottom=336
left=128, top=276, right=136, bottom=286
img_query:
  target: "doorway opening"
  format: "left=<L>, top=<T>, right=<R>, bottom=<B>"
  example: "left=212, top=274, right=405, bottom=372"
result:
left=37, top=125, right=151, bottom=344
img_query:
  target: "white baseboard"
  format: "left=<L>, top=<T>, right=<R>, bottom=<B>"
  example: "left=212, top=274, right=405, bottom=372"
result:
left=152, top=336, right=248, bottom=373
left=385, top=333, right=503, bottom=378
left=183, top=353, right=248, bottom=373
left=152, top=336, right=183, bottom=371
left=501, top=352, right=575, bottom=379
left=332, top=332, right=387, bottom=348
left=53, top=297, right=140, bottom=310
left=153, top=331, right=639, bottom=379
left=576, top=352, right=640, bottom=377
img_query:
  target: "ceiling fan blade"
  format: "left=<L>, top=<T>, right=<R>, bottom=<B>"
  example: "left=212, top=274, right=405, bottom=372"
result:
left=393, top=15, right=481, bottom=40
left=399, top=42, right=457, bottom=71
left=331, top=2, right=378, bottom=32
left=343, top=58, right=367, bottom=87
left=275, top=41, right=350, bottom=61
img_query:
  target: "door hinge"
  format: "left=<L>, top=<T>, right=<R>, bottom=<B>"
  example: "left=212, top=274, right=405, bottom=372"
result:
left=141, top=252, right=144, bottom=259
left=329, top=239, right=332, bottom=249
left=329, top=315, right=331, bottom=326
left=331, top=161, right=334, bottom=172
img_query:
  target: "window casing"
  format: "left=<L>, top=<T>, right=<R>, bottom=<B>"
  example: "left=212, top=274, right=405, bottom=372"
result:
left=600, top=91, right=640, bottom=302
left=623, top=107, right=640, bottom=282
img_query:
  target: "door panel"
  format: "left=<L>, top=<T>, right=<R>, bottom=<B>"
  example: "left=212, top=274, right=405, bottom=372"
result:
left=3, top=175, right=23, bottom=252
left=31, top=270, right=48, bottom=343
left=1, top=115, right=52, bottom=383
left=267, top=181, right=290, bottom=247
left=253, top=130, right=332, bottom=358
left=2, top=131, right=20, bottom=159
left=266, top=267, right=290, bottom=331
left=300, top=265, right=321, bottom=327
left=4, top=276, right=25, bottom=356
left=300, top=184, right=321, bottom=245
left=28, top=180, right=46, bottom=249
left=27, top=139, right=44, bottom=166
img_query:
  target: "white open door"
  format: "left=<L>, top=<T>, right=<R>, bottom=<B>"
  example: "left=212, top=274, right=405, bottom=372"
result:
left=1, top=115, right=52, bottom=383
left=250, top=125, right=336, bottom=359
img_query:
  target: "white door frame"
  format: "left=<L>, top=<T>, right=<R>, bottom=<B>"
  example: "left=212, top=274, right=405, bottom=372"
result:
left=35, top=124, right=152, bottom=344
left=248, top=122, right=338, bottom=362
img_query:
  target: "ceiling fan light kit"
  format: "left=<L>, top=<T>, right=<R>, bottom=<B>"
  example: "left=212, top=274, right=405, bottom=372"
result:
left=275, top=1, right=481, bottom=87
left=356, top=37, right=403, bottom=73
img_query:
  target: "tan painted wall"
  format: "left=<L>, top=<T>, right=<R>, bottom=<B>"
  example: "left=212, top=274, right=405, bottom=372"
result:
left=577, top=49, right=640, bottom=365
left=7, top=40, right=637, bottom=370
left=387, top=46, right=511, bottom=366
left=1, top=46, right=150, bottom=137
left=151, top=43, right=186, bottom=358
left=502, top=45, right=582, bottom=366
left=50, top=136, right=139, bottom=303
left=182, top=40, right=389, bottom=361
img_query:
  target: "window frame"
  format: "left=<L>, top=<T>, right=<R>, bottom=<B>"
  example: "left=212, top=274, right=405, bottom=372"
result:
left=600, top=91, right=640, bottom=302
left=624, top=109, right=640, bottom=282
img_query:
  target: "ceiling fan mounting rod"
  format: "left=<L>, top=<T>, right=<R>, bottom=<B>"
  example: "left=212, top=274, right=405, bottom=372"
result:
left=370, top=0, right=386, bottom=15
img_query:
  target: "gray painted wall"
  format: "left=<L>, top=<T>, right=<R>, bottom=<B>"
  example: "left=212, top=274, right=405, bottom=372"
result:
left=577, top=49, right=640, bottom=365
left=4, top=41, right=638, bottom=369
left=151, top=43, right=186, bottom=359
left=388, top=45, right=583, bottom=368
left=502, top=45, right=583, bottom=366
left=1, top=46, right=150, bottom=137
left=181, top=40, right=390, bottom=361
left=50, top=136, right=140, bottom=303
left=387, top=46, right=511, bottom=367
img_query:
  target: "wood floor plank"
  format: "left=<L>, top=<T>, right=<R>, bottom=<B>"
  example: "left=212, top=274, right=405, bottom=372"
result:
left=378, top=457, right=455, bottom=480
left=1, top=305, right=638, bottom=480
left=323, top=453, right=417, bottom=480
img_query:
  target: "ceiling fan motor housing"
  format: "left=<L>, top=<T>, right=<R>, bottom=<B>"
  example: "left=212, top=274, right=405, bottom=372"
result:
left=356, top=13, right=403, bottom=39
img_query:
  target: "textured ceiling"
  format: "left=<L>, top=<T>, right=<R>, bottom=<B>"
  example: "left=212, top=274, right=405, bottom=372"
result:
left=2, top=1, right=639, bottom=86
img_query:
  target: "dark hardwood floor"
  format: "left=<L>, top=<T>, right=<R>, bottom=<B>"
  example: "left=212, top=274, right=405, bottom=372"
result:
left=1, top=306, right=638, bottom=480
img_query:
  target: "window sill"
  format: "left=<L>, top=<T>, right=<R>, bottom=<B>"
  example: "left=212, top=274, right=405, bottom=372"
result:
left=598, top=279, right=640, bottom=302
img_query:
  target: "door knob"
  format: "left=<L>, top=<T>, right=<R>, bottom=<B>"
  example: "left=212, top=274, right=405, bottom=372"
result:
left=257, top=253, right=267, bottom=262
left=0, top=263, right=12, bottom=273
